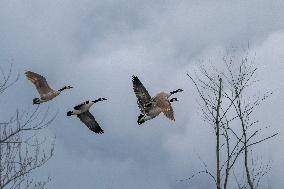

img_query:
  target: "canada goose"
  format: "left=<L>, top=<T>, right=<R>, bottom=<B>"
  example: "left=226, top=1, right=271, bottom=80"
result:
left=132, top=75, right=183, bottom=125
left=67, top=98, right=107, bottom=134
left=25, top=71, right=73, bottom=104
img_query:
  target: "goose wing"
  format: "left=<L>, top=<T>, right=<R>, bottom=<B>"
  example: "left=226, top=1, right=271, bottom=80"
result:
left=25, top=71, right=53, bottom=97
left=132, top=76, right=151, bottom=114
left=77, top=111, right=104, bottom=134
left=155, top=96, right=175, bottom=121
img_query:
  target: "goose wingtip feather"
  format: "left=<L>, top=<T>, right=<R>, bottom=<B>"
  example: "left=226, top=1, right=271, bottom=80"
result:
left=132, top=75, right=139, bottom=81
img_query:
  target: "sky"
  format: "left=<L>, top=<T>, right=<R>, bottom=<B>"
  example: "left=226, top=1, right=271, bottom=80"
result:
left=0, top=0, right=284, bottom=188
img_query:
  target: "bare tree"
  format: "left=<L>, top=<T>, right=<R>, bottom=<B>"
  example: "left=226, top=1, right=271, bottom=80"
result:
left=185, top=67, right=241, bottom=189
left=0, top=66, right=55, bottom=189
left=220, top=53, right=278, bottom=189
left=0, top=64, right=19, bottom=95
left=181, top=49, right=278, bottom=189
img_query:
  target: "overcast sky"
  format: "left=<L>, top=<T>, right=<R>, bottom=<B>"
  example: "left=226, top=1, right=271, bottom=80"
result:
left=0, top=0, right=284, bottom=188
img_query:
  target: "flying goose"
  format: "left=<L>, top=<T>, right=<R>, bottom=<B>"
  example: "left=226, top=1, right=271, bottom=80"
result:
left=67, top=98, right=107, bottom=134
left=25, top=71, right=73, bottom=104
left=132, top=75, right=183, bottom=125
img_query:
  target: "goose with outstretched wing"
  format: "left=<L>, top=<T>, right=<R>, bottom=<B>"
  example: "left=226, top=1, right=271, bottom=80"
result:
left=132, top=75, right=183, bottom=125
left=25, top=71, right=73, bottom=104
left=67, top=98, right=107, bottom=134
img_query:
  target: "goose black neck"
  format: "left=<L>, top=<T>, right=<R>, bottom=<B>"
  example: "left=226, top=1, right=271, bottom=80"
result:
left=170, top=89, right=182, bottom=95
left=58, top=86, right=67, bottom=92
left=92, top=98, right=107, bottom=103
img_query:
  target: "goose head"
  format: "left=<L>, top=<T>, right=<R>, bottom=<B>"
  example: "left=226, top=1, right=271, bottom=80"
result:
left=137, top=114, right=145, bottom=125
left=65, top=86, right=73, bottom=89
left=33, top=98, right=41, bottom=105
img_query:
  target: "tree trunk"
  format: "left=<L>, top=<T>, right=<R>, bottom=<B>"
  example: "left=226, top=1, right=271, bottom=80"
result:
left=237, top=99, right=254, bottom=189
left=215, top=78, right=222, bottom=189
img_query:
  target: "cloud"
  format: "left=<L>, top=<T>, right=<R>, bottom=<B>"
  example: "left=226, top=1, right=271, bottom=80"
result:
left=0, top=0, right=284, bottom=188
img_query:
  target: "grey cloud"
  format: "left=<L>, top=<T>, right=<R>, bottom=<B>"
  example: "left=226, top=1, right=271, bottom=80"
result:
left=0, top=0, right=284, bottom=188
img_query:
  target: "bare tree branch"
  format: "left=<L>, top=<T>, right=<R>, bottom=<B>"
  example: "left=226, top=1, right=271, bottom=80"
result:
left=0, top=66, right=55, bottom=189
